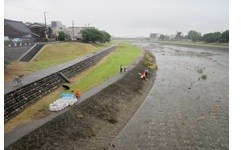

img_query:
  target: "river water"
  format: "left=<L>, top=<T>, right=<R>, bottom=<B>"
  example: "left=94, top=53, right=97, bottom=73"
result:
left=110, top=42, right=229, bottom=149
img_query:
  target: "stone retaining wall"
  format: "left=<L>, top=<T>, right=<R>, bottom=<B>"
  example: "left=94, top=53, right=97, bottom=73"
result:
left=4, top=45, right=117, bottom=122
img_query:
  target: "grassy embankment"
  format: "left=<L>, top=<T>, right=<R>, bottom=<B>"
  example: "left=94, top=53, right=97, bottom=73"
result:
left=5, top=41, right=142, bottom=132
left=4, top=42, right=116, bottom=82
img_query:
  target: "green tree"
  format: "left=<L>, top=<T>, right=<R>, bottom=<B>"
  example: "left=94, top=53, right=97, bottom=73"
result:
left=202, top=33, right=213, bottom=43
left=212, top=32, right=222, bottom=42
left=58, top=31, right=66, bottom=41
left=202, top=32, right=221, bottom=43
left=220, top=30, right=229, bottom=43
left=187, top=30, right=201, bottom=42
left=80, top=28, right=111, bottom=43
left=175, top=32, right=183, bottom=40
left=159, top=34, right=165, bottom=40
left=100, top=30, right=111, bottom=43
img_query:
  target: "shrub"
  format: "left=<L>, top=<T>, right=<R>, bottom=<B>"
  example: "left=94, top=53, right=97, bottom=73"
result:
left=201, top=74, right=207, bottom=80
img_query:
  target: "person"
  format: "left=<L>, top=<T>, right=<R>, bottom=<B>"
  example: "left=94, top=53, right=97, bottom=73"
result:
left=145, top=69, right=149, bottom=77
left=120, top=65, right=123, bottom=73
left=75, top=89, right=81, bottom=98
left=140, top=72, right=146, bottom=80
left=124, top=66, right=127, bottom=72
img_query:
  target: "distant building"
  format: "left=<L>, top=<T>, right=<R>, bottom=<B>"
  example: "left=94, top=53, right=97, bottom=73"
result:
left=150, top=33, right=161, bottom=39
left=64, top=27, right=82, bottom=40
left=24, top=22, right=32, bottom=26
left=51, top=21, right=66, bottom=37
left=64, top=26, right=96, bottom=40
left=168, top=34, right=176, bottom=40
left=28, top=22, right=53, bottom=42
left=51, top=21, right=63, bottom=28
left=4, top=19, right=33, bottom=41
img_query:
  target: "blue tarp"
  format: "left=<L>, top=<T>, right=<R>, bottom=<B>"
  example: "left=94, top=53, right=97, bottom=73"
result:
left=60, top=93, right=75, bottom=99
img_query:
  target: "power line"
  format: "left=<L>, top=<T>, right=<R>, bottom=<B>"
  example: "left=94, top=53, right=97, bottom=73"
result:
left=5, top=2, right=72, bottom=22
left=5, top=2, right=44, bottom=13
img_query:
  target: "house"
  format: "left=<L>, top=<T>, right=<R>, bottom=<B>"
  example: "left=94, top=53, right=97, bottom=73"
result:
left=4, top=19, right=33, bottom=41
left=64, top=27, right=82, bottom=40
left=28, top=22, right=53, bottom=42
left=24, top=22, right=32, bottom=26
left=150, top=33, right=161, bottom=39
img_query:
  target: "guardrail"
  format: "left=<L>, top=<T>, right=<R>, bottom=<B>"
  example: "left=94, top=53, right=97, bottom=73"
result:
left=5, top=41, right=63, bottom=48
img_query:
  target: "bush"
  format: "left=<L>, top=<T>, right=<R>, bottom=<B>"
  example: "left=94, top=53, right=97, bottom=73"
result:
left=201, top=74, right=207, bottom=80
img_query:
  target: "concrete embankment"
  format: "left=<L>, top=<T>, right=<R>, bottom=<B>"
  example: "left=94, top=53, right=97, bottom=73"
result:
left=5, top=51, right=157, bottom=150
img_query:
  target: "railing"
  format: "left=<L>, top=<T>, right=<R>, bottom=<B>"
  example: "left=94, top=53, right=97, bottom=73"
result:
left=4, top=41, right=64, bottom=48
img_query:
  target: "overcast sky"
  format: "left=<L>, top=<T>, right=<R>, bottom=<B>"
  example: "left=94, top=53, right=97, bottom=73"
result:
left=4, top=0, right=229, bottom=37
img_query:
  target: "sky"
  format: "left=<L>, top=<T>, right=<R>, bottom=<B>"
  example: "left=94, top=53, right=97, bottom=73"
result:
left=4, top=0, right=229, bottom=37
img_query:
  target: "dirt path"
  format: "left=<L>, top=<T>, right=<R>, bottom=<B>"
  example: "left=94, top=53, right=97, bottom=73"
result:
left=6, top=52, right=157, bottom=150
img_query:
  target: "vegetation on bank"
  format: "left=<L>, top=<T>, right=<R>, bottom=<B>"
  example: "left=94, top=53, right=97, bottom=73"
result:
left=158, top=30, right=229, bottom=46
left=26, top=41, right=116, bottom=71
left=4, top=41, right=142, bottom=132
left=70, top=42, right=142, bottom=92
left=4, top=41, right=116, bottom=82
left=151, top=40, right=228, bottom=49
left=184, top=30, right=229, bottom=43
left=80, top=28, right=111, bottom=43
left=57, top=28, right=111, bottom=43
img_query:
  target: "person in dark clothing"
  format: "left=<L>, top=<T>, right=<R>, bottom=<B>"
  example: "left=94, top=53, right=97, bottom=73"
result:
left=145, top=69, right=149, bottom=77
left=120, top=65, right=123, bottom=73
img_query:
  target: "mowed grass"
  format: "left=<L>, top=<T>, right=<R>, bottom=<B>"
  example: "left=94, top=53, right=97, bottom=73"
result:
left=25, top=41, right=116, bottom=71
left=4, top=41, right=142, bottom=132
left=4, top=41, right=116, bottom=82
left=70, top=42, right=142, bottom=92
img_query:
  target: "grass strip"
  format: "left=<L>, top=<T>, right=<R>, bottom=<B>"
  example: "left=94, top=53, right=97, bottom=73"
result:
left=4, top=41, right=142, bottom=132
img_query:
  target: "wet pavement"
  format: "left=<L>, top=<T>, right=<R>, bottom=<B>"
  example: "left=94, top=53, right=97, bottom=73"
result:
left=110, top=43, right=229, bottom=149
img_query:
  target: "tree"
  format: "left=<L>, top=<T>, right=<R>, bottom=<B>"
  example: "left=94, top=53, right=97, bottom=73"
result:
left=202, top=32, right=221, bottom=43
left=212, top=32, right=222, bottom=42
left=80, top=28, right=111, bottom=43
left=220, top=30, right=229, bottom=43
left=100, top=30, right=111, bottom=43
left=202, top=33, right=214, bottom=43
left=175, top=32, right=183, bottom=40
left=159, top=34, right=165, bottom=40
left=58, top=31, right=66, bottom=41
left=187, top=30, right=201, bottom=42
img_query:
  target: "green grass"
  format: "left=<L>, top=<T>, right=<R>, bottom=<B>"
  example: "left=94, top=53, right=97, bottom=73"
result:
left=70, top=42, right=142, bottom=92
left=22, top=41, right=116, bottom=71
left=4, top=41, right=141, bottom=132
left=94, top=41, right=117, bottom=50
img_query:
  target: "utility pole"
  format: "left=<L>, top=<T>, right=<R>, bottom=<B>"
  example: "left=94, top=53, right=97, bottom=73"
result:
left=72, top=20, right=74, bottom=40
left=44, top=12, right=48, bottom=40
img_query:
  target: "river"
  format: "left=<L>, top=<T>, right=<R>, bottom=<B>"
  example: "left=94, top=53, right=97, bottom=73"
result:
left=110, top=42, right=229, bottom=149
